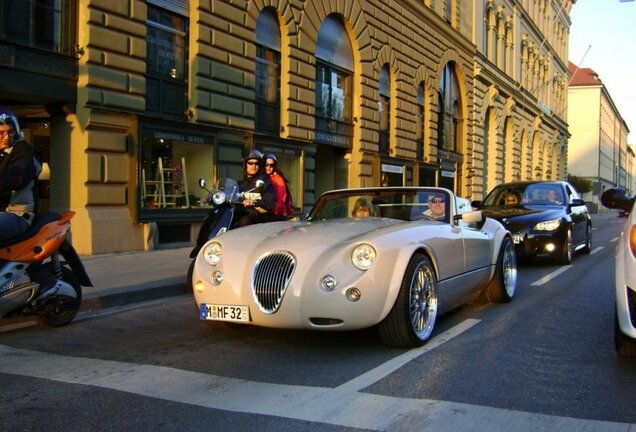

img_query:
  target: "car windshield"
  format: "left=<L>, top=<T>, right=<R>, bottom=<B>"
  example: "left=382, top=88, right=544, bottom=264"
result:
left=307, top=188, right=450, bottom=223
left=483, top=183, right=565, bottom=207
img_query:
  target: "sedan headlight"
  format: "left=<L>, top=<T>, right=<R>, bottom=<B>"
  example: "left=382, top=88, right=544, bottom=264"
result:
left=352, top=244, right=376, bottom=270
left=534, top=219, right=561, bottom=231
left=203, top=242, right=222, bottom=266
left=629, top=225, right=636, bottom=258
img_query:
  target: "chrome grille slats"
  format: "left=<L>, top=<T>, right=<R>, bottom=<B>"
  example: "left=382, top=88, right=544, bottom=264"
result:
left=252, top=251, right=296, bottom=313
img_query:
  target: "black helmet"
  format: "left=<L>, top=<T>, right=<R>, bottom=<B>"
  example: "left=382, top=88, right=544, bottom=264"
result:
left=0, top=108, right=22, bottom=141
left=243, top=149, right=264, bottom=168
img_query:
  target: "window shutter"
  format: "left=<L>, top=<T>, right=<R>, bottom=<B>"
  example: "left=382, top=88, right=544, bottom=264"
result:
left=147, top=0, right=189, bottom=16
left=256, top=10, right=281, bottom=51
left=316, top=15, right=353, bottom=71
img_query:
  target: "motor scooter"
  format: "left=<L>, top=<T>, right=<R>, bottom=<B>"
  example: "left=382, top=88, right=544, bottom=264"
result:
left=0, top=211, right=92, bottom=327
left=186, top=178, right=264, bottom=288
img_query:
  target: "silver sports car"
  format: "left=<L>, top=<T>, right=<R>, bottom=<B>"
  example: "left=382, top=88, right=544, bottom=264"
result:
left=192, top=187, right=517, bottom=348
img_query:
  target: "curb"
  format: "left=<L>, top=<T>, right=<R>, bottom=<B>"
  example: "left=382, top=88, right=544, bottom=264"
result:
left=80, top=281, right=192, bottom=312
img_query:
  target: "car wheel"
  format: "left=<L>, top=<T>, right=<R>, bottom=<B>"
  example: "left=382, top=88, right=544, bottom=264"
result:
left=556, top=228, right=573, bottom=265
left=36, top=266, right=82, bottom=328
left=378, top=253, right=438, bottom=348
left=615, top=308, right=636, bottom=357
left=581, top=223, right=592, bottom=254
left=483, top=237, right=517, bottom=303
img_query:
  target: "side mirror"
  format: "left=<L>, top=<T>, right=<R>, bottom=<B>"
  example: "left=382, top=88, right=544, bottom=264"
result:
left=471, top=200, right=483, bottom=209
left=454, top=210, right=483, bottom=224
left=570, top=198, right=585, bottom=207
left=601, top=188, right=633, bottom=213
left=255, top=179, right=265, bottom=191
left=198, top=178, right=206, bottom=189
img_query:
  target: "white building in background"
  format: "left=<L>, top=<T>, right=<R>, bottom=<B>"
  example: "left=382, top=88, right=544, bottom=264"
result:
left=568, top=62, right=633, bottom=209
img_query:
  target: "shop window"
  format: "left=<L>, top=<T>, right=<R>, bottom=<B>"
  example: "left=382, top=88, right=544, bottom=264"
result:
left=0, top=0, right=76, bottom=56
left=314, top=14, right=353, bottom=147
left=145, top=4, right=188, bottom=119
left=139, top=128, right=214, bottom=217
left=255, top=8, right=281, bottom=135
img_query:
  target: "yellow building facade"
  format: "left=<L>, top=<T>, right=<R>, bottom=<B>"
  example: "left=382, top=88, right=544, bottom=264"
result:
left=0, top=0, right=573, bottom=254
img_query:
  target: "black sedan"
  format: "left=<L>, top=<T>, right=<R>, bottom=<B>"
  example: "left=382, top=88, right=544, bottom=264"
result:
left=472, top=181, right=592, bottom=264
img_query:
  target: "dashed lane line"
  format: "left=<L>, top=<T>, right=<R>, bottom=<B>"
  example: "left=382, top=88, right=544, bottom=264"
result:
left=530, top=265, right=573, bottom=286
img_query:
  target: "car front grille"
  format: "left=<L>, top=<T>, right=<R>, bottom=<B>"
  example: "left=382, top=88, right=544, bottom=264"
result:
left=252, top=251, right=296, bottom=313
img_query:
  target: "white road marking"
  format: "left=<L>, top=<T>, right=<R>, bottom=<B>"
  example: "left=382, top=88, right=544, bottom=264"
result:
left=1, top=337, right=633, bottom=431
left=590, top=246, right=604, bottom=255
left=336, top=319, right=480, bottom=393
left=610, top=237, right=620, bottom=243
left=530, top=265, right=573, bottom=286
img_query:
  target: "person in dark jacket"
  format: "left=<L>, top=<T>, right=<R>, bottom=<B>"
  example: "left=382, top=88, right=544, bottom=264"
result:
left=0, top=108, right=39, bottom=241
left=234, top=149, right=276, bottom=228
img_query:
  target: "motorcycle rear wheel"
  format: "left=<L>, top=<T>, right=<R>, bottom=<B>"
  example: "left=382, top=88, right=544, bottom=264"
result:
left=36, top=266, right=82, bottom=328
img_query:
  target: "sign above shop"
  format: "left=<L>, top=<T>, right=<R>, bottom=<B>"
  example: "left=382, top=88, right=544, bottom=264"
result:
left=381, top=164, right=404, bottom=174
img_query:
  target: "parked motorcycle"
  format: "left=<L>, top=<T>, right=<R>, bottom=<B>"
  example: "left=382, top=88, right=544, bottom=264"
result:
left=0, top=211, right=92, bottom=327
left=187, top=178, right=264, bottom=288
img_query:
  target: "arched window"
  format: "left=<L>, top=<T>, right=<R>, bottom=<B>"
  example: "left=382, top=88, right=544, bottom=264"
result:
left=315, top=15, right=353, bottom=135
left=379, top=64, right=390, bottom=155
left=437, top=62, right=460, bottom=152
left=255, top=8, right=281, bottom=135
left=416, top=82, right=425, bottom=160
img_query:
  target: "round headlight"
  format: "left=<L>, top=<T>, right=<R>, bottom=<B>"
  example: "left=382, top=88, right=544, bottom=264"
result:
left=212, top=191, right=226, bottom=206
left=203, top=242, right=222, bottom=266
left=352, top=244, right=376, bottom=270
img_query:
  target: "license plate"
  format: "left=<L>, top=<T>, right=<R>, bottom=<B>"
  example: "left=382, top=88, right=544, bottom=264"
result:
left=200, top=303, right=249, bottom=322
left=512, top=233, right=523, bottom=244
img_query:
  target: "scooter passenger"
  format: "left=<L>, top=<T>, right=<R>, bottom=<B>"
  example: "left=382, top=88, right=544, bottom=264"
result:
left=0, top=108, right=40, bottom=241
left=234, top=149, right=276, bottom=228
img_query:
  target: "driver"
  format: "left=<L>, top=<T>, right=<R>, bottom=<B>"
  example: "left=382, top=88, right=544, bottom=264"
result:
left=234, top=149, right=276, bottom=228
left=421, top=193, right=446, bottom=221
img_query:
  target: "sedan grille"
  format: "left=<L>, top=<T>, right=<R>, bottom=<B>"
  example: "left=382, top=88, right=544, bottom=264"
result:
left=252, top=251, right=296, bottom=313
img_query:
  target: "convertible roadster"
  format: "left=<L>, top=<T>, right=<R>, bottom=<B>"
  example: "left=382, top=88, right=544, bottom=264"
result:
left=192, top=187, right=517, bottom=348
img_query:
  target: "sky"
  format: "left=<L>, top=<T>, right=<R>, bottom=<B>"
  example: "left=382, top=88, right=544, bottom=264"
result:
left=568, top=0, right=636, bottom=144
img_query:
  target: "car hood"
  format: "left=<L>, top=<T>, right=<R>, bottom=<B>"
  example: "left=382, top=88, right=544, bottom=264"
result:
left=208, top=218, right=411, bottom=254
left=480, top=204, right=565, bottom=224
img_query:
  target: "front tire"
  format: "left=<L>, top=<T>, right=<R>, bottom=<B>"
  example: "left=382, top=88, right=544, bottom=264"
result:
left=580, top=223, right=592, bottom=254
left=483, top=237, right=517, bottom=303
left=556, top=228, right=573, bottom=265
left=36, top=267, right=82, bottom=328
left=378, top=253, right=438, bottom=348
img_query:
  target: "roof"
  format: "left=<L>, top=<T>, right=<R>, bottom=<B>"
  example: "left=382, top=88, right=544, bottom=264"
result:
left=568, top=61, right=603, bottom=86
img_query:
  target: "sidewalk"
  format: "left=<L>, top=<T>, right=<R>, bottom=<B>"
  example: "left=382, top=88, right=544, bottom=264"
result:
left=80, top=245, right=193, bottom=312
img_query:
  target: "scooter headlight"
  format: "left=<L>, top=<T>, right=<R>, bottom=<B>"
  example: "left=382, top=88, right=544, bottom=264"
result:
left=203, top=242, right=222, bottom=266
left=212, top=191, right=226, bottom=206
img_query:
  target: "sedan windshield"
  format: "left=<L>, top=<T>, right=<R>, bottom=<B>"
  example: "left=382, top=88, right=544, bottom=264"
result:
left=483, top=183, right=565, bottom=207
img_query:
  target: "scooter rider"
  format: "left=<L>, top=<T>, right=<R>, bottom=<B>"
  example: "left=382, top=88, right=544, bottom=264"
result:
left=0, top=108, right=39, bottom=241
left=234, top=149, right=276, bottom=228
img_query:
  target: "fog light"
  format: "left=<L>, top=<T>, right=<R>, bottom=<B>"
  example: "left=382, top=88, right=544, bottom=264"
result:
left=321, top=275, right=337, bottom=292
left=195, top=281, right=205, bottom=293
left=346, top=287, right=361, bottom=302
left=212, top=271, right=224, bottom=285
left=545, top=243, right=556, bottom=252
